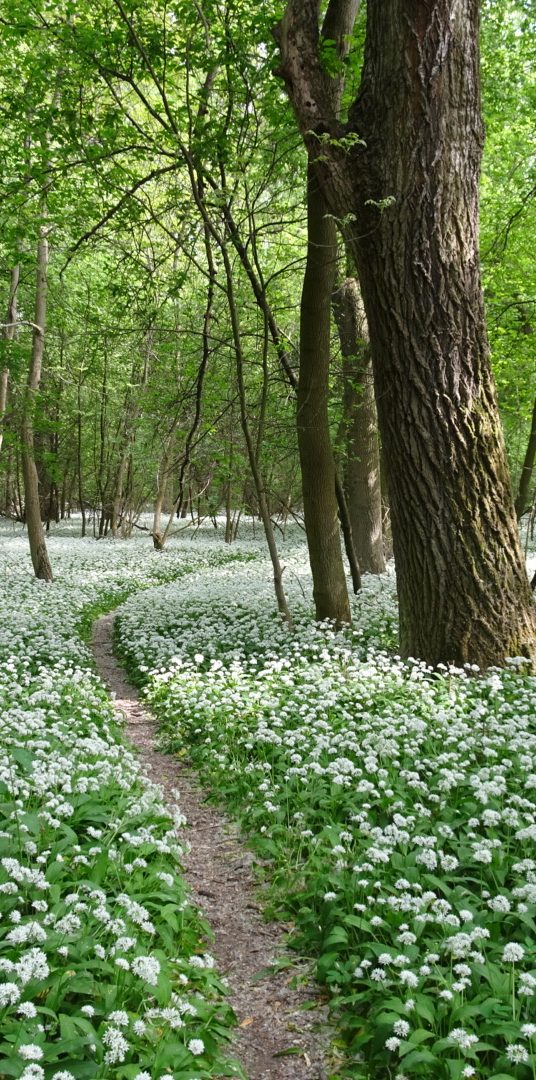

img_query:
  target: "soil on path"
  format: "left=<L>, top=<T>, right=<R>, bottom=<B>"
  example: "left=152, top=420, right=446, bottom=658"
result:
left=92, top=613, right=329, bottom=1080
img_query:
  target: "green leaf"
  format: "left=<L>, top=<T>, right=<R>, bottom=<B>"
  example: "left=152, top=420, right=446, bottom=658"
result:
left=400, top=1049, right=438, bottom=1068
left=323, top=925, right=349, bottom=947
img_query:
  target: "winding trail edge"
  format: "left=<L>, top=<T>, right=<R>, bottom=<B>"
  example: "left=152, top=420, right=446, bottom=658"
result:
left=92, top=612, right=329, bottom=1080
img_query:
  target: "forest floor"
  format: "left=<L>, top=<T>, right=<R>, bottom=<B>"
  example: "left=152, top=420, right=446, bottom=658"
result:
left=92, top=611, right=329, bottom=1080
left=1, top=516, right=536, bottom=1080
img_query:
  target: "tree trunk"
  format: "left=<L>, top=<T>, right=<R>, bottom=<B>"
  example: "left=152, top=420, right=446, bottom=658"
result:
left=0, top=265, right=20, bottom=455
left=77, top=371, right=86, bottom=537
left=224, top=478, right=233, bottom=543
left=333, top=276, right=385, bottom=574
left=0, top=368, right=8, bottom=456
left=350, top=1, right=535, bottom=664
left=152, top=465, right=168, bottom=550
left=515, top=396, right=536, bottom=520
left=298, top=165, right=351, bottom=625
left=278, top=0, right=536, bottom=666
left=222, top=244, right=292, bottom=627
left=152, top=417, right=181, bottom=549
left=21, top=229, right=53, bottom=582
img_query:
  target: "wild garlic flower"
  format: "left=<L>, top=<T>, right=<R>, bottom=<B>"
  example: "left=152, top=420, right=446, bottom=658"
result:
left=19, top=1046, right=44, bottom=1060
left=506, top=1043, right=529, bottom=1063
left=187, top=1038, right=205, bottom=1055
left=448, top=1028, right=478, bottom=1050
left=502, top=943, right=525, bottom=963
left=131, top=955, right=161, bottom=986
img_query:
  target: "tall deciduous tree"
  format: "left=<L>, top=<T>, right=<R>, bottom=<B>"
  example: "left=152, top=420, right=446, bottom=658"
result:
left=298, top=165, right=351, bottom=624
left=291, top=0, right=359, bottom=625
left=332, top=275, right=385, bottom=574
left=22, top=223, right=53, bottom=581
left=515, top=396, right=536, bottom=520
left=0, top=266, right=19, bottom=456
left=277, top=0, right=536, bottom=666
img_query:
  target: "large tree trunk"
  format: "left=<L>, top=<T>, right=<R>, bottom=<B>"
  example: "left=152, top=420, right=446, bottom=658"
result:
left=21, top=229, right=53, bottom=581
left=515, top=396, right=536, bottom=520
left=349, top=1, right=535, bottom=665
left=297, top=165, right=351, bottom=625
left=332, top=277, right=385, bottom=574
left=278, top=0, right=536, bottom=666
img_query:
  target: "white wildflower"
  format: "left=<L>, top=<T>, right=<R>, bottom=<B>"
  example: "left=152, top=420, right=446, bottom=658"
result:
left=506, top=1043, right=529, bottom=1064
left=132, top=955, right=161, bottom=986
left=393, top=1020, right=410, bottom=1037
left=448, top=1028, right=478, bottom=1050
left=502, top=943, right=525, bottom=963
left=187, top=1038, right=205, bottom=1055
left=19, top=1045, right=44, bottom=1060
left=0, top=982, right=20, bottom=1006
left=385, top=1037, right=401, bottom=1051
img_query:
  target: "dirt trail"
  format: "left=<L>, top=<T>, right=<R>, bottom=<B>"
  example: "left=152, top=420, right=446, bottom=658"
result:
left=92, top=613, right=329, bottom=1080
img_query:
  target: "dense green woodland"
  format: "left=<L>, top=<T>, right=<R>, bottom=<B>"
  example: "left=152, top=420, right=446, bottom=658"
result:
left=0, top=0, right=535, bottom=665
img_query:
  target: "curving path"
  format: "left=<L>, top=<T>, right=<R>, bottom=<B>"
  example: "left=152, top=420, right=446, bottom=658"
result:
left=92, top=612, right=329, bottom=1080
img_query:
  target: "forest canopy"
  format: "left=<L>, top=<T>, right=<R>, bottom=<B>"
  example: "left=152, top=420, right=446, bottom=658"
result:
left=0, top=0, right=535, bottom=665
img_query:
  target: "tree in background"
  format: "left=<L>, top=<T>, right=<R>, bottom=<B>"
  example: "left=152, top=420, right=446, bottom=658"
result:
left=332, top=274, right=385, bottom=574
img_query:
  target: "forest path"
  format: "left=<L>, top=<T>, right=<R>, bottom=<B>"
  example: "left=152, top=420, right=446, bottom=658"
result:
left=92, top=613, right=329, bottom=1080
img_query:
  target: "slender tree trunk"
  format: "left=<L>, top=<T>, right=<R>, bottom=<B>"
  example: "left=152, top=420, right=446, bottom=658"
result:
left=0, top=265, right=20, bottom=455
left=335, top=473, right=361, bottom=593
left=515, top=397, right=536, bottom=520
left=21, top=229, right=53, bottom=581
left=332, top=277, right=385, bottom=573
left=224, top=477, right=233, bottom=544
left=77, top=373, right=86, bottom=537
left=15, top=447, right=24, bottom=520
left=3, top=446, right=13, bottom=515
left=152, top=417, right=181, bottom=549
left=111, top=453, right=130, bottom=537
left=278, top=0, right=536, bottom=666
left=157, top=227, right=213, bottom=549
left=97, top=355, right=109, bottom=537
left=298, top=165, right=351, bottom=625
left=221, top=245, right=292, bottom=626
left=0, top=368, right=8, bottom=456
left=172, top=222, right=214, bottom=521
left=218, top=147, right=359, bottom=589
left=152, top=465, right=167, bottom=549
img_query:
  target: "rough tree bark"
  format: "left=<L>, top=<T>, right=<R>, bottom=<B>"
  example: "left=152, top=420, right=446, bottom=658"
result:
left=21, top=228, right=53, bottom=581
left=515, top=396, right=536, bottom=520
left=332, top=276, right=385, bottom=574
left=299, top=165, right=351, bottom=624
left=277, top=0, right=536, bottom=666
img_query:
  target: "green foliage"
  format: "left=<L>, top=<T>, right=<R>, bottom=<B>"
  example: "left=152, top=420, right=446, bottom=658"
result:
left=0, top=534, right=251, bottom=1079
left=481, top=0, right=536, bottom=488
left=116, top=545, right=536, bottom=1079
left=0, top=0, right=533, bottom=526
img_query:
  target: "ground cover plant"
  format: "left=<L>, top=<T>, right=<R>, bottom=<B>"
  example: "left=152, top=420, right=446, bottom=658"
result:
left=116, top=540, right=536, bottom=1080
left=0, top=521, right=255, bottom=1080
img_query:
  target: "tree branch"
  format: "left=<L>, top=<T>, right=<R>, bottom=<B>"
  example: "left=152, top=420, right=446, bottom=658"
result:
left=61, top=162, right=180, bottom=270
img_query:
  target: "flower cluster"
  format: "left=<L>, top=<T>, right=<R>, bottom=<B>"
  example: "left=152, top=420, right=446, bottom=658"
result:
left=0, top=521, right=245, bottom=1079
left=116, top=525, right=536, bottom=1079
